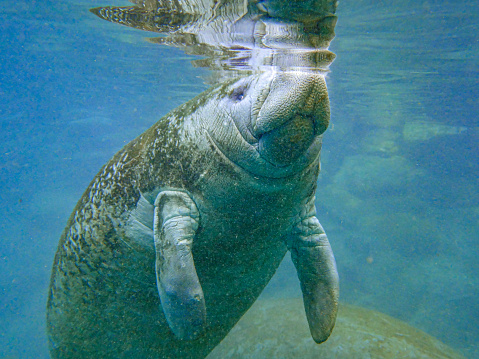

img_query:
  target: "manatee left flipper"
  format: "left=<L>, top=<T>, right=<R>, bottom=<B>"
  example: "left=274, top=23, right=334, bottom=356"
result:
left=287, top=198, right=339, bottom=344
left=154, top=190, right=206, bottom=340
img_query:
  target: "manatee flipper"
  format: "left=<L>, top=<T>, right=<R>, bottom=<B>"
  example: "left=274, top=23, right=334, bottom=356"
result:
left=287, top=198, right=339, bottom=344
left=154, top=191, right=206, bottom=340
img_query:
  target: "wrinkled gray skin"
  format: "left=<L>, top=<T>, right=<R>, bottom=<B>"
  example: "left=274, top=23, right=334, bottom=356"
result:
left=47, top=70, right=339, bottom=358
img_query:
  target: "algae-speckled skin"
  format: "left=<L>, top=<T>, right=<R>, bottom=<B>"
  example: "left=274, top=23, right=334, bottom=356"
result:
left=47, top=71, right=338, bottom=358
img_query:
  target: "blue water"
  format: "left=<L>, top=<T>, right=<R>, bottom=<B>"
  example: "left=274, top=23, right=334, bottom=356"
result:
left=1, top=0, right=477, bottom=358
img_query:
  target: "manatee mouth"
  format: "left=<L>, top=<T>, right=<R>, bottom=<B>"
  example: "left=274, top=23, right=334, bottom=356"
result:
left=224, top=72, right=329, bottom=172
left=242, top=72, right=329, bottom=168
left=257, top=113, right=316, bottom=167
left=250, top=87, right=328, bottom=167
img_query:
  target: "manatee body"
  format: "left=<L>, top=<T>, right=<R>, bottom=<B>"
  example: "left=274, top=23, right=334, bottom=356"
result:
left=47, top=71, right=339, bottom=358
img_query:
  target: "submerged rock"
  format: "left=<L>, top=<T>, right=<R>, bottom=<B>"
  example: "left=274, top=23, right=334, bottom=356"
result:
left=331, top=154, right=423, bottom=197
left=403, top=120, right=468, bottom=142
left=360, top=128, right=400, bottom=155
left=208, top=297, right=465, bottom=359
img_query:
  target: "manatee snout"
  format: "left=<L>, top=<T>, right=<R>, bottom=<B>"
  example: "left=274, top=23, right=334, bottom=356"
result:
left=253, top=72, right=330, bottom=166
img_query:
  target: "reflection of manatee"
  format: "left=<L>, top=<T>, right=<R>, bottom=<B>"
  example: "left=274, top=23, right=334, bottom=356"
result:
left=46, top=71, right=338, bottom=358
left=208, top=297, right=466, bottom=359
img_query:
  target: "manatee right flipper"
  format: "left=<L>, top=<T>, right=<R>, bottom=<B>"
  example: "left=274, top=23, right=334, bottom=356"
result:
left=287, top=197, right=339, bottom=344
left=154, top=191, right=206, bottom=340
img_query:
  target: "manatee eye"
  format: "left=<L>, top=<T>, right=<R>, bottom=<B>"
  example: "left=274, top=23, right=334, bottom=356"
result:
left=229, top=86, right=246, bottom=102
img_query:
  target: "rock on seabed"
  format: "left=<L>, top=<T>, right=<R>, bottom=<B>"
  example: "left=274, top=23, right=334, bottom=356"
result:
left=208, top=298, right=465, bottom=359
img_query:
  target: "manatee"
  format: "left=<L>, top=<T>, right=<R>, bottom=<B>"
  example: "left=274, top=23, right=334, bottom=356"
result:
left=46, top=68, right=338, bottom=358
left=48, top=0, right=340, bottom=357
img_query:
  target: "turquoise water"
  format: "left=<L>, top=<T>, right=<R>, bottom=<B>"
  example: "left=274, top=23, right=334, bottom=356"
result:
left=1, top=0, right=477, bottom=358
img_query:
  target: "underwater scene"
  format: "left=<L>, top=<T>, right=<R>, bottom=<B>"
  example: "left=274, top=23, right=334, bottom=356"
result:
left=0, top=0, right=477, bottom=358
